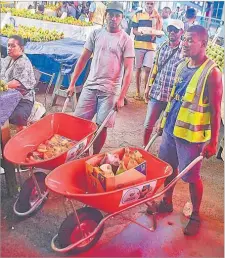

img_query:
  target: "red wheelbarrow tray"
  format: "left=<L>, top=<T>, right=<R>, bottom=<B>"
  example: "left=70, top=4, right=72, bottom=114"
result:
left=45, top=147, right=173, bottom=214
left=3, top=113, right=98, bottom=170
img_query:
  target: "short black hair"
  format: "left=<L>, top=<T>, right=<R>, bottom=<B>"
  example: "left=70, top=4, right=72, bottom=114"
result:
left=38, top=4, right=45, bottom=12
left=185, top=8, right=196, bottom=19
left=187, top=25, right=208, bottom=43
left=9, top=35, right=25, bottom=47
left=163, top=7, right=171, bottom=12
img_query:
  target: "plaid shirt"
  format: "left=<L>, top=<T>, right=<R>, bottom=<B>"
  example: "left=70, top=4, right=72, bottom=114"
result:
left=149, top=41, right=184, bottom=102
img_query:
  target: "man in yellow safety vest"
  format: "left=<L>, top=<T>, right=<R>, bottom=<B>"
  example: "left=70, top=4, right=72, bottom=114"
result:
left=147, top=25, right=223, bottom=236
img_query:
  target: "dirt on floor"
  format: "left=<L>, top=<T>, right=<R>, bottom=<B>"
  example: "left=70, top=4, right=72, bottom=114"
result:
left=1, top=74, right=224, bottom=257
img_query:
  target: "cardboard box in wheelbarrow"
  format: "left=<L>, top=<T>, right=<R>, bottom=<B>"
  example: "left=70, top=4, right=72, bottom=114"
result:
left=85, top=148, right=147, bottom=193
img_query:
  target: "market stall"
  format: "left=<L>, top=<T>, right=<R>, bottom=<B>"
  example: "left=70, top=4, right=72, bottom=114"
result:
left=1, top=12, right=100, bottom=41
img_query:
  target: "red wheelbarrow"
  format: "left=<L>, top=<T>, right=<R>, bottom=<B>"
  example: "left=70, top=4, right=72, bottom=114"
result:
left=4, top=108, right=115, bottom=217
left=45, top=136, right=203, bottom=254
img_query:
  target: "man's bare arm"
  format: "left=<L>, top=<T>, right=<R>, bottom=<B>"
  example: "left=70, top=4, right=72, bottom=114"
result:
left=120, top=57, right=134, bottom=99
left=116, top=57, right=134, bottom=109
left=202, top=67, right=223, bottom=158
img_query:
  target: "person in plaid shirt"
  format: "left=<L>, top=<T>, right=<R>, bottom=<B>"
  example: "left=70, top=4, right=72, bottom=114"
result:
left=143, top=19, right=184, bottom=147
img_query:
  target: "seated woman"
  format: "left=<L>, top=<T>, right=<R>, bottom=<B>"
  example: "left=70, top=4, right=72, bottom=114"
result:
left=1, top=35, right=36, bottom=127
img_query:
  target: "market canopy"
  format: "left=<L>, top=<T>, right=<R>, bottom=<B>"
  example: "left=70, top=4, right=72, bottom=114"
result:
left=1, top=36, right=86, bottom=75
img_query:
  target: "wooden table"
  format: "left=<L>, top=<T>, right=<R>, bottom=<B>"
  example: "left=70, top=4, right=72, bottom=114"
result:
left=0, top=89, right=22, bottom=196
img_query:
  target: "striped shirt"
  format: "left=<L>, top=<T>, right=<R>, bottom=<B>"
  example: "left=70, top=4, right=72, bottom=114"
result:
left=149, top=42, right=184, bottom=102
left=132, top=9, right=162, bottom=51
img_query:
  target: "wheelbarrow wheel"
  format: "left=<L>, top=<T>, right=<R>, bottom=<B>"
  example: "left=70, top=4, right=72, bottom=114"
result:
left=58, top=207, right=104, bottom=253
left=15, top=172, right=48, bottom=213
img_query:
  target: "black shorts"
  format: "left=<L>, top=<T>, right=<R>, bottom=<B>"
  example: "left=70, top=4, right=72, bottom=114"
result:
left=9, top=99, right=34, bottom=126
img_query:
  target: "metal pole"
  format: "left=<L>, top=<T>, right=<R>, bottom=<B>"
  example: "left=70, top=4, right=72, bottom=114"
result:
left=202, top=1, right=206, bottom=17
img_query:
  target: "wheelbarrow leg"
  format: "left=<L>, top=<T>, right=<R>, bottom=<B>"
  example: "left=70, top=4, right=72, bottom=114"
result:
left=16, top=165, right=23, bottom=188
left=63, top=198, right=71, bottom=217
left=70, top=200, right=85, bottom=239
left=146, top=201, right=157, bottom=232
left=30, top=168, right=43, bottom=199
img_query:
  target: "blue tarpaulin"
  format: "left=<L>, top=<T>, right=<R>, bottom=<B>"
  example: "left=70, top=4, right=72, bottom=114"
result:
left=1, top=36, right=90, bottom=87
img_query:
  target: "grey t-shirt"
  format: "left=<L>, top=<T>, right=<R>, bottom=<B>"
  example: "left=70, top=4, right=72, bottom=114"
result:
left=84, top=28, right=135, bottom=95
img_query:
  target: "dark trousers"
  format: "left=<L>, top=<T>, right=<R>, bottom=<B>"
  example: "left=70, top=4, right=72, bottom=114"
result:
left=9, top=99, right=33, bottom=126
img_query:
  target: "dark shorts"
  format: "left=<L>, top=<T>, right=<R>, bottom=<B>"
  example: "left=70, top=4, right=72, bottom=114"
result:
left=159, top=131, right=205, bottom=183
left=9, top=99, right=34, bottom=126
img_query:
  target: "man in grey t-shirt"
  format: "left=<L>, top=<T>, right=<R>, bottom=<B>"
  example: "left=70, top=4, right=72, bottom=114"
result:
left=67, top=2, right=135, bottom=154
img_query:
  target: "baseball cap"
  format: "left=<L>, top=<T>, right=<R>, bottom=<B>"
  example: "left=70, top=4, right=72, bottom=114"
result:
left=167, top=19, right=184, bottom=31
left=106, top=2, right=124, bottom=14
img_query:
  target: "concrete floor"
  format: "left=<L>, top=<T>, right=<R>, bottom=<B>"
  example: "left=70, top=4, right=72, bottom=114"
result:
left=82, top=212, right=224, bottom=257
left=1, top=76, right=224, bottom=257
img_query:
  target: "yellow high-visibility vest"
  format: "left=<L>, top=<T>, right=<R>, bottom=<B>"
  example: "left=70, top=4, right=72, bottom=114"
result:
left=161, top=58, right=217, bottom=143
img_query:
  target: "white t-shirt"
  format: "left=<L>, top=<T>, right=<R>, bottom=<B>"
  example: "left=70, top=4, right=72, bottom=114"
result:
left=84, top=28, right=135, bottom=95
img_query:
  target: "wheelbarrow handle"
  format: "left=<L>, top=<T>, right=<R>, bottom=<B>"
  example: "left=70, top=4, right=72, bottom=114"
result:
left=144, top=132, right=161, bottom=152
left=79, top=109, right=116, bottom=156
left=61, top=97, right=70, bottom=113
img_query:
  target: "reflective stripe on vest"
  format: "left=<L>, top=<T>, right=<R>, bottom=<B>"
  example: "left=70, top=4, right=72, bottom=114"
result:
left=173, top=127, right=211, bottom=143
left=173, top=58, right=216, bottom=142
left=182, top=102, right=210, bottom=113
left=175, top=120, right=211, bottom=131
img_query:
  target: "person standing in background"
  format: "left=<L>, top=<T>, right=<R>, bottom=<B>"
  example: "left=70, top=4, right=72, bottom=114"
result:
left=67, top=2, right=77, bottom=18
left=126, top=2, right=142, bottom=35
left=143, top=20, right=184, bottom=147
left=57, top=1, right=67, bottom=17
left=88, top=1, right=107, bottom=26
left=184, top=8, right=198, bottom=31
left=57, top=1, right=77, bottom=19
left=132, top=1, right=162, bottom=101
left=78, top=2, right=90, bottom=22
left=171, top=5, right=182, bottom=20
left=156, top=7, right=172, bottom=47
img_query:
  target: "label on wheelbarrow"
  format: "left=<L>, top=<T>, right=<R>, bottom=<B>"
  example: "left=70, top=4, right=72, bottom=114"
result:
left=119, top=180, right=157, bottom=207
left=66, top=138, right=88, bottom=162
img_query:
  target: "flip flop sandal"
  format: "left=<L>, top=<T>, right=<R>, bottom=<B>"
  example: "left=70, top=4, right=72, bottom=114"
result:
left=134, top=94, right=143, bottom=101
left=147, top=199, right=173, bottom=215
left=144, top=98, right=148, bottom=104
left=184, top=213, right=201, bottom=236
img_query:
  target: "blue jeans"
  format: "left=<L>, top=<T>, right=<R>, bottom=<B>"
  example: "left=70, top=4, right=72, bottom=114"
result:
left=159, top=131, right=205, bottom=183
left=144, top=98, right=167, bottom=130
left=74, top=88, right=117, bottom=128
